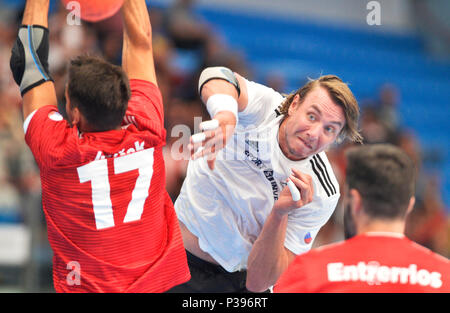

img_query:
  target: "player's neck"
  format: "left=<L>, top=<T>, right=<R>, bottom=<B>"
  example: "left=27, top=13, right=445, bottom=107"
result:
left=357, top=219, right=406, bottom=236
left=77, top=121, right=122, bottom=133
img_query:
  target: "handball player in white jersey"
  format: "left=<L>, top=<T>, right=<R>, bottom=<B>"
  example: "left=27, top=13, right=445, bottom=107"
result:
left=169, top=67, right=362, bottom=292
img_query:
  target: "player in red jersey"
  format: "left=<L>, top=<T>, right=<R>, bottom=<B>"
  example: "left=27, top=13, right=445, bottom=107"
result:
left=274, top=144, right=450, bottom=293
left=9, top=0, right=190, bottom=292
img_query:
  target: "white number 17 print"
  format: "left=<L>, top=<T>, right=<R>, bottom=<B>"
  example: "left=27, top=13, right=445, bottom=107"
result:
left=77, top=148, right=155, bottom=230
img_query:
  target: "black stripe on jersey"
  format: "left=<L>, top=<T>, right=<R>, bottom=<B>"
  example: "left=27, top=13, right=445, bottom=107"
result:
left=310, top=159, right=331, bottom=197
left=312, top=156, right=336, bottom=196
left=315, top=154, right=337, bottom=194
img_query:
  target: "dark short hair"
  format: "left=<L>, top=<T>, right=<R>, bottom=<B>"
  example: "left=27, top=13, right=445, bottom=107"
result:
left=345, top=144, right=416, bottom=219
left=67, top=55, right=131, bottom=131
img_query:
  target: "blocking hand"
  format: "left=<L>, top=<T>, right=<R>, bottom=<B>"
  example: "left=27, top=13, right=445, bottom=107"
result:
left=188, top=111, right=236, bottom=170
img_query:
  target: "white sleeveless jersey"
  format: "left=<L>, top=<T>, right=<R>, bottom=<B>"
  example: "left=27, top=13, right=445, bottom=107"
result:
left=175, top=78, right=340, bottom=272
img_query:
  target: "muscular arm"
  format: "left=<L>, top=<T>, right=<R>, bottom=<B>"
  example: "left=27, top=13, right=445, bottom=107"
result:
left=199, top=72, right=248, bottom=112
left=246, top=211, right=296, bottom=292
left=19, top=0, right=57, bottom=119
left=121, top=0, right=157, bottom=85
left=246, top=169, right=314, bottom=292
left=190, top=70, right=249, bottom=169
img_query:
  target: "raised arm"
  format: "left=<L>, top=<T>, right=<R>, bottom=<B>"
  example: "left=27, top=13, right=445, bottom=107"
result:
left=10, top=0, right=57, bottom=119
left=199, top=70, right=248, bottom=113
left=189, top=68, right=249, bottom=170
left=121, top=0, right=157, bottom=85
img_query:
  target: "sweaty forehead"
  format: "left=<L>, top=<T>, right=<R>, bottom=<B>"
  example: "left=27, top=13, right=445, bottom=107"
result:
left=302, top=86, right=345, bottom=124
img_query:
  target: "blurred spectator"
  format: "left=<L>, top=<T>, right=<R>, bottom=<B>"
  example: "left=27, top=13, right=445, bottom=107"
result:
left=0, top=96, right=22, bottom=223
left=360, top=102, right=397, bottom=144
left=163, top=134, right=189, bottom=201
left=90, top=11, right=123, bottom=65
left=0, top=18, right=41, bottom=223
left=164, top=0, right=212, bottom=53
left=264, top=71, right=287, bottom=94
left=377, top=83, right=400, bottom=132
left=406, top=174, right=450, bottom=257
left=396, top=130, right=423, bottom=171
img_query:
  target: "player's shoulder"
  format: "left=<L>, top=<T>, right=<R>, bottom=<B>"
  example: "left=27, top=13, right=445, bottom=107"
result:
left=303, top=234, right=373, bottom=260
left=129, top=78, right=158, bottom=91
left=406, top=238, right=450, bottom=266
left=240, top=77, right=284, bottom=118
left=24, top=104, right=62, bottom=134
left=24, top=105, right=83, bottom=169
left=128, top=78, right=161, bottom=104
left=307, top=151, right=340, bottom=199
left=244, top=77, right=283, bottom=99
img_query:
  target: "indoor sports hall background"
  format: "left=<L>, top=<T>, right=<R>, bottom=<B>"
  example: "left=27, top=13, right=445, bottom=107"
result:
left=0, top=0, right=448, bottom=292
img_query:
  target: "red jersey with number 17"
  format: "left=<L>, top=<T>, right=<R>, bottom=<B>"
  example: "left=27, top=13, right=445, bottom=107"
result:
left=274, top=232, right=450, bottom=293
left=24, top=79, right=190, bottom=292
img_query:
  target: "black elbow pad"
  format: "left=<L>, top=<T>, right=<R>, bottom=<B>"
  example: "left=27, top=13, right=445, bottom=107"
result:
left=198, top=66, right=241, bottom=97
left=10, top=25, right=53, bottom=96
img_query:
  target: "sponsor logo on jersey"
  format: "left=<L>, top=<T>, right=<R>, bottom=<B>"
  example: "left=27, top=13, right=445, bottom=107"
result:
left=48, top=111, right=63, bottom=121
left=244, top=147, right=279, bottom=201
left=263, top=169, right=279, bottom=200
left=327, top=261, right=443, bottom=289
left=245, top=139, right=259, bottom=153
left=304, top=232, right=312, bottom=244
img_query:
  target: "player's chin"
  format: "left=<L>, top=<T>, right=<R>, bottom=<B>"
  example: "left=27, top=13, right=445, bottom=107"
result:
left=290, top=144, right=312, bottom=160
left=294, top=140, right=316, bottom=157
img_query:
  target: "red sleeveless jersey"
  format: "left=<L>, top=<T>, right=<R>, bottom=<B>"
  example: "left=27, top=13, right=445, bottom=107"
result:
left=274, top=233, right=450, bottom=293
left=24, top=79, right=190, bottom=292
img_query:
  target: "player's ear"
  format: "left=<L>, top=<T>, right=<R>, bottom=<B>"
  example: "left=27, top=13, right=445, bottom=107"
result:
left=349, top=188, right=362, bottom=217
left=64, top=86, right=72, bottom=112
left=71, top=107, right=81, bottom=126
left=405, top=196, right=415, bottom=217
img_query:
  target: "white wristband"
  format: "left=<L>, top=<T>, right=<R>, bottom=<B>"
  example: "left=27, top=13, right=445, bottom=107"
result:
left=206, top=94, right=238, bottom=123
